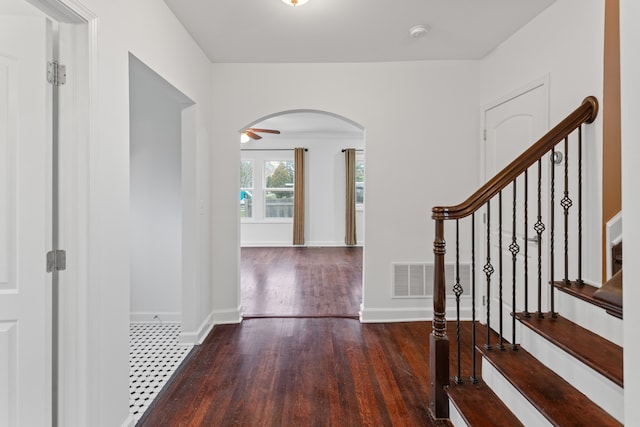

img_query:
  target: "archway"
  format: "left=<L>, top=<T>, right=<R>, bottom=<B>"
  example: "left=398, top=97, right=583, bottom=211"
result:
left=239, top=110, right=365, bottom=317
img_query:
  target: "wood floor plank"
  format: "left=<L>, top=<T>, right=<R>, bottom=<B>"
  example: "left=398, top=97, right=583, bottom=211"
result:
left=241, top=247, right=362, bottom=317
left=139, top=248, right=476, bottom=426
left=139, top=319, right=463, bottom=426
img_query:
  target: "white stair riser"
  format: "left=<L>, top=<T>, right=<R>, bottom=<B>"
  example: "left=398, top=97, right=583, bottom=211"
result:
left=482, top=358, right=553, bottom=426
left=556, top=291, right=623, bottom=346
left=448, top=401, right=469, bottom=427
left=518, top=322, right=624, bottom=423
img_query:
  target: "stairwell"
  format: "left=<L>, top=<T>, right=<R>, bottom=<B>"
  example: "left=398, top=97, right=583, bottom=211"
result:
left=447, top=290, right=623, bottom=426
left=429, top=97, right=625, bottom=425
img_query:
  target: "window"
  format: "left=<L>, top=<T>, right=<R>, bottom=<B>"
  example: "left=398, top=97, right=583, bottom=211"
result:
left=240, top=160, right=253, bottom=218
left=240, top=156, right=295, bottom=222
left=355, top=157, right=365, bottom=207
left=264, top=160, right=294, bottom=218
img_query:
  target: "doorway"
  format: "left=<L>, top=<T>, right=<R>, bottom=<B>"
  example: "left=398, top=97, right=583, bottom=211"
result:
left=239, top=110, right=365, bottom=317
left=0, top=0, right=98, bottom=424
left=482, top=78, right=550, bottom=333
left=128, top=54, right=195, bottom=421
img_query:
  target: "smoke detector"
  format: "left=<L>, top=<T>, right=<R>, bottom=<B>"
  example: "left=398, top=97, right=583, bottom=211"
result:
left=409, top=24, right=431, bottom=38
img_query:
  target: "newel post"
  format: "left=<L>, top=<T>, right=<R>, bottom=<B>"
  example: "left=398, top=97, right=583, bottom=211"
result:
left=429, top=217, right=449, bottom=419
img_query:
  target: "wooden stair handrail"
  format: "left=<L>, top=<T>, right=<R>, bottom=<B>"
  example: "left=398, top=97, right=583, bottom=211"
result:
left=432, top=96, right=598, bottom=221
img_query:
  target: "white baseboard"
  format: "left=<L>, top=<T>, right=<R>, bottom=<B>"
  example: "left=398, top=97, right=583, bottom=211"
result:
left=120, top=414, right=135, bottom=427
left=179, top=311, right=214, bottom=345
left=129, top=311, right=181, bottom=323
left=178, top=307, right=242, bottom=345
left=213, top=306, right=243, bottom=325
left=241, top=242, right=364, bottom=247
left=305, top=241, right=364, bottom=247
left=302, top=241, right=344, bottom=247
left=240, top=241, right=291, bottom=247
left=359, top=302, right=472, bottom=323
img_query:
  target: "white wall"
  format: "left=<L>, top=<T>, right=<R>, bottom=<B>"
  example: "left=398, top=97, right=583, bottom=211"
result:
left=479, top=0, right=605, bottom=286
left=240, top=127, right=365, bottom=247
left=29, top=0, right=620, bottom=425
left=56, top=0, right=214, bottom=425
left=620, top=0, right=640, bottom=423
left=211, top=61, right=480, bottom=322
left=129, top=56, right=190, bottom=322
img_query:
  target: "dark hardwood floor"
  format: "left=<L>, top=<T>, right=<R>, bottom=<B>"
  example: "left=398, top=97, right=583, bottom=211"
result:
left=138, top=247, right=460, bottom=426
left=241, top=247, right=363, bottom=317
left=139, top=318, right=470, bottom=426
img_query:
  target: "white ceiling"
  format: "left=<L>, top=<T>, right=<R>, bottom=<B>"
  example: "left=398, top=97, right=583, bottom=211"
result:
left=164, top=0, right=557, bottom=64
left=164, top=0, right=558, bottom=137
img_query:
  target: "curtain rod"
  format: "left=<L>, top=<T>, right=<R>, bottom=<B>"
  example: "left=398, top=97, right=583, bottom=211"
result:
left=341, top=149, right=365, bottom=152
left=241, top=148, right=308, bottom=151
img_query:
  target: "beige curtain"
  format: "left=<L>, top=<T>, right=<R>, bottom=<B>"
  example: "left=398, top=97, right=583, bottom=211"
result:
left=345, top=148, right=357, bottom=246
left=293, top=148, right=305, bottom=245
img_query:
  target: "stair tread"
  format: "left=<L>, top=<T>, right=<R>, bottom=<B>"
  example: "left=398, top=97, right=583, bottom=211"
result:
left=478, top=345, right=621, bottom=426
left=553, top=281, right=622, bottom=318
left=515, top=313, right=623, bottom=387
left=446, top=381, right=524, bottom=427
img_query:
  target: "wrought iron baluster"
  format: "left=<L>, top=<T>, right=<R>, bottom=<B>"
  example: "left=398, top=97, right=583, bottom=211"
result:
left=484, top=201, right=493, bottom=350
left=550, top=148, right=557, bottom=317
left=535, top=159, right=545, bottom=318
left=498, top=192, right=504, bottom=350
left=577, top=126, right=584, bottom=286
left=562, top=136, right=572, bottom=285
left=471, top=213, right=478, bottom=383
left=454, top=220, right=463, bottom=384
left=523, top=170, right=530, bottom=317
left=510, top=180, right=520, bottom=350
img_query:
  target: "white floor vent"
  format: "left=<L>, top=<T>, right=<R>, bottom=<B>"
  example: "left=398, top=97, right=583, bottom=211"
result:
left=393, top=262, right=472, bottom=298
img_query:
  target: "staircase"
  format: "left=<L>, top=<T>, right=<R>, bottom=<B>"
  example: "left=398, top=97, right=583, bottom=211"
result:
left=429, top=97, right=625, bottom=425
left=447, top=303, right=623, bottom=426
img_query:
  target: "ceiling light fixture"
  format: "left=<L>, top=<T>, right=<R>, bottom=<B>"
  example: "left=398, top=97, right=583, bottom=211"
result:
left=409, top=24, right=431, bottom=38
left=281, top=0, right=310, bottom=6
left=240, top=132, right=250, bottom=143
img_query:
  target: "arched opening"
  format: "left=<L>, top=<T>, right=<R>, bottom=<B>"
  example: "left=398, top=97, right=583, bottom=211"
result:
left=239, top=110, right=365, bottom=317
left=128, top=54, right=196, bottom=421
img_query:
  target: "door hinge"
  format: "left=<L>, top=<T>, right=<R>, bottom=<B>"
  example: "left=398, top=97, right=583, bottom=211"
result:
left=47, top=250, right=66, bottom=273
left=483, top=129, right=487, bottom=141
left=482, top=296, right=486, bottom=306
left=47, top=61, right=66, bottom=86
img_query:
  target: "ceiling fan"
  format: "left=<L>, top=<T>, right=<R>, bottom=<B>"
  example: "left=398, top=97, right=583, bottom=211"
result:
left=241, top=128, right=281, bottom=141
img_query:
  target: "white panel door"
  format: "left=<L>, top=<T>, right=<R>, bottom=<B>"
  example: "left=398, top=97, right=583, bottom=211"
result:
left=485, top=84, right=548, bottom=177
left=0, top=14, right=52, bottom=427
left=483, top=82, right=548, bottom=340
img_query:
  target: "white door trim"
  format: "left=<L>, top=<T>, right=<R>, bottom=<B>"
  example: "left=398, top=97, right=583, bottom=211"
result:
left=478, top=76, right=551, bottom=325
left=480, top=75, right=551, bottom=184
left=28, top=0, right=100, bottom=425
